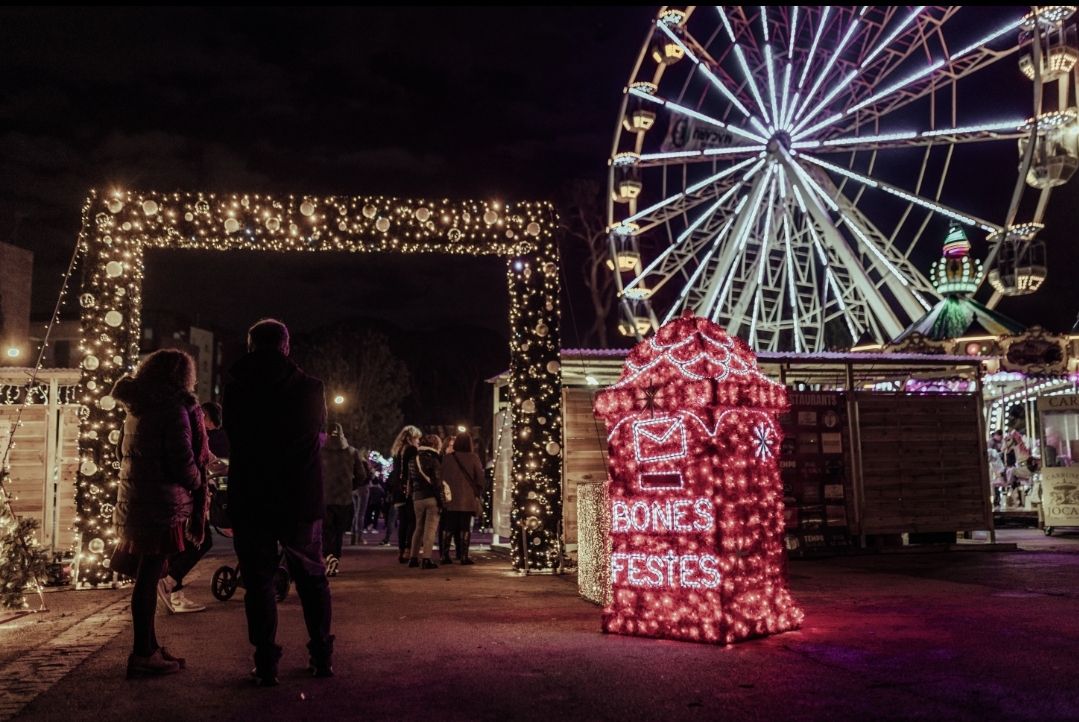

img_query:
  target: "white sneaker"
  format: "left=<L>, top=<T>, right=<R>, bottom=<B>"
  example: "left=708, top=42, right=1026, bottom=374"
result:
left=169, top=590, right=206, bottom=613
left=157, top=578, right=177, bottom=613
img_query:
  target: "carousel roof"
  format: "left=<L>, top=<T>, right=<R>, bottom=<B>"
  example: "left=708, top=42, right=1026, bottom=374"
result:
left=893, top=297, right=1024, bottom=343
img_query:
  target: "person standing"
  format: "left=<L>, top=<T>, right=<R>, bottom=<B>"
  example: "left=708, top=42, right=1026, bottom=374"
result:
left=350, top=453, right=372, bottom=545
left=111, top=349, right=206, bottom=677
left=439, top=432, right=486, bottom=565
left=408, top=434, right=444, bottom=569
left=320, top=422, right=366, bottom=575
left=157, top=400, right=228, bottom=614
left=224, top=319, right=333, bottom=686
left=388, top=426, right=421, bottom=561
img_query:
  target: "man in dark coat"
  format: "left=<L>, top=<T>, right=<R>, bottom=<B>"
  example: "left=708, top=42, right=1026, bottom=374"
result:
left=223, top=318, right=333, bottom=686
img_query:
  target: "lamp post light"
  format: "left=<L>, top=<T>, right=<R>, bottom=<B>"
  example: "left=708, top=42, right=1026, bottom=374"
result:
left=333, top=394, right=345, bottom=406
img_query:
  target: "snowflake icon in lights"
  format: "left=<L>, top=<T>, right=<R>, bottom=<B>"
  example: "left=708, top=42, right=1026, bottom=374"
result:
left=752, top=421, right=776, bottom=461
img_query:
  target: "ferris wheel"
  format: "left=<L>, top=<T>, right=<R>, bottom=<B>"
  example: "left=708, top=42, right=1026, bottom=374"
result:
left=608, top=6, right=1079, bottom=350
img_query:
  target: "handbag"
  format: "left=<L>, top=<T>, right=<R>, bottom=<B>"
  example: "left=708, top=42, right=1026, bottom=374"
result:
left=442, top=480, right=453, bottom=504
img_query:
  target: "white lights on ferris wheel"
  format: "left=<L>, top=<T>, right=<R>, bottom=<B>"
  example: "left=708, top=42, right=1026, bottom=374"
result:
left=608, top=5, right=1076, bottom=349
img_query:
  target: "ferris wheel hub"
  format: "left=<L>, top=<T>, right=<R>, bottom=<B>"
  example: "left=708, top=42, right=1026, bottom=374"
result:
left=766, top=131, right=792, bottom=157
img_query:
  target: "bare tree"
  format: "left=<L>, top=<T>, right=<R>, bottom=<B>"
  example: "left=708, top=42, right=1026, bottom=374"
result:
left=562, top=179, right=615, bottom=348
left=295, top=327, right=410, bottom=454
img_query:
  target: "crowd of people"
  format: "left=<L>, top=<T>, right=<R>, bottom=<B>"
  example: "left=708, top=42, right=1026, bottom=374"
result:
left=108, top=317, right=488, bottom=684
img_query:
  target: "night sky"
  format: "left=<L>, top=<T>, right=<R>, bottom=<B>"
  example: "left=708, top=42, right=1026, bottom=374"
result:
left=2, top=6, right=1078, bottom=346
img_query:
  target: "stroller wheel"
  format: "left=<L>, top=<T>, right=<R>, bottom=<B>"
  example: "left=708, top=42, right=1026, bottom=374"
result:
left=273, top=568, right=290, bottom=602
left=212, top=565, right=238, bottom=601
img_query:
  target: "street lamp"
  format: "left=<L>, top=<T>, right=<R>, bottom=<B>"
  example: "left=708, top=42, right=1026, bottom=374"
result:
left=5, top=347, right=19, bottom=360
left=456, top=425, right=466, bottom=433
left=333, top=394, right=345, bottom=406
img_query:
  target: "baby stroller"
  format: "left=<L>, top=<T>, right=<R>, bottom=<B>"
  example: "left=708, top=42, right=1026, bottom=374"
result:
left=208, top=473, right=291, bottom=603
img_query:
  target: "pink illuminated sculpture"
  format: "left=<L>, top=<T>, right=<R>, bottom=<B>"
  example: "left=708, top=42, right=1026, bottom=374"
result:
left=594, top=315, right=803, bottom=644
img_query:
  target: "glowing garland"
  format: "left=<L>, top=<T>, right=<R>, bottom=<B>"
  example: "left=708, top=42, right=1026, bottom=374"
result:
left=74, top=190, right=561, bottom=583
left=594, top=315, right=803, bottom=644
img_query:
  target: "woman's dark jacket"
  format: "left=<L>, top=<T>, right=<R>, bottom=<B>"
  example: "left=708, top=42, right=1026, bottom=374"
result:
left=409, top=446, right=443, bottom=502
left=112, top=376, right=203, bottom=541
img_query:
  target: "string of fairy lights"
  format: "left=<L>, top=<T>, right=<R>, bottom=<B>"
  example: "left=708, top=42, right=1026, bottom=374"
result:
left=75, top=189, right=561, bottom=583
left=0, top=219, right=83, bottom=609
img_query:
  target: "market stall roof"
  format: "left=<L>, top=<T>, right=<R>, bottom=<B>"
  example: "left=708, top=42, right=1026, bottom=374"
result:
left=535, top=349, right=986, bottom=389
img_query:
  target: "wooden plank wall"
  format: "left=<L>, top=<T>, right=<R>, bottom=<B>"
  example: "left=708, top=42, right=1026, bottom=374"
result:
left=855, top=393, right=990, bottom=534
left=0, top=405, right=79, bottom=550
left=561, top=387, right=609, bottom=550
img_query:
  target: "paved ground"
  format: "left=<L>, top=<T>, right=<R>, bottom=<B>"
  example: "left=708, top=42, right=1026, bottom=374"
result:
left=4, top=529, right=1079, bottom=722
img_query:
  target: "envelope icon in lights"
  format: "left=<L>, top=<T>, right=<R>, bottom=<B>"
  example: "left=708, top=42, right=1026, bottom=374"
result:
left=632, top=417, right=687, bottom=462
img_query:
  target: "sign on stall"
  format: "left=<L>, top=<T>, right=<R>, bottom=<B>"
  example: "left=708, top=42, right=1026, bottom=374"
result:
left=1037, top=395, right=1079, bottom=533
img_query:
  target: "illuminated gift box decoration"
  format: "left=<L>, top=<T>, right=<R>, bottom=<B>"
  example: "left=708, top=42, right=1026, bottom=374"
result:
left=593, top=315, right=803, bottom=644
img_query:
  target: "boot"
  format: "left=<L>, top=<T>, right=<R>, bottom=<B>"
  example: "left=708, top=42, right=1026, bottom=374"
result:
left=251, top=644, right=282, bottom=687
left=127, top=648, right=181, bottom=678
left=421, top=558, right=439, bottom=570
left=408, top=557, right=420, bottom=568
left=308, top=635, right=335, bottom=678
left=458, top=530, right=473, bottom=564
left=439, top=530, right=453, bottom=565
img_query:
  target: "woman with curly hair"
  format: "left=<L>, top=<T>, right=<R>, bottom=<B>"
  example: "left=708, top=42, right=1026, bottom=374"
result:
left=111, top=349, right=209, bottom=678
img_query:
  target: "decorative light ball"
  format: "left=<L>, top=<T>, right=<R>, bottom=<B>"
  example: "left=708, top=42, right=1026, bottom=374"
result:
left=102, top=558, right=111, bottom=569
left=224, top=218, right=240, bottom=234
left=85, top=429, right=98, bottom=440
left=338, top=221, right=348, bottom=231
left=527, top=491, right=538, bottom=500
left=105, top=261, right=124, bottom=278
left=86, top=380, right=97, bottom=391
left=415, top=207, right=431, bottom=222
left=375, top=217, right=391, bottom=233
left=521, top=399, right=536, bottom=414
left=543, top=262, right=557, bottom=276
left=80, top=460, right=98, bottom=477
left=101, top=503, right=114, bottom=516
left=362, top=204, right=378, bottom=219
left=107, top=199, right=124, bottom=214
left=266, top=217, right=280, bottom=231
left=77, top=406, right=90, bottom=420
left=506, top=230, right=515, bottom=239
left=121, top=222, right=132, bottom=231
left=535, top=323, right=548, bottom=337
left=545, top=301, right=554, bottom=311
left=80, top=294, right=96, bottom=308
left=112, top=355, right=123, bottom=366
left=483, top=210, right=498, bottom=225
left=116, top=287, right=126, bottom=296
left=526, top=222, right=541, bottom=237
left=184, top=212, right=194, bottom=222
left=98, top=395, right=116, bottom=411
left=142, top=200, right=159, bottom=216
left=538, top=416, right=547, bottom=425
left=88, top=537, right=105, bottom=554
left=546, top=441, right=561, bottom=456
left=289, top=223, right=299, bottom=234
left=104, top=310, right=123, bottom=327
left=95, top=213, right=112, bottom=229
left=300, top=201, right=316, bottom=217
left=546, top=360, right=560, bottom=375
left=195, top=200, right=210, bottom=214
left=448, top=228, right=462, bottom=241
left=108, top=430, right=121, bottom=445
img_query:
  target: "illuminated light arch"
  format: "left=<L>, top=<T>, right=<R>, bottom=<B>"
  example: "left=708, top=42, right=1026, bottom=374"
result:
left=594, top=314, right=802, bottom=644
left=73, top=190, right=561, bottom=584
